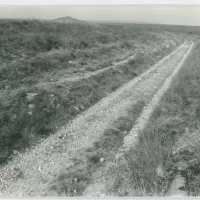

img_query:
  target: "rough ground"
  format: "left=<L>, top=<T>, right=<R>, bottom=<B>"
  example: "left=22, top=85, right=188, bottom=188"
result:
left=83, top=41, right=193, bottom=197
left=0, top=41, right=192, bottom=196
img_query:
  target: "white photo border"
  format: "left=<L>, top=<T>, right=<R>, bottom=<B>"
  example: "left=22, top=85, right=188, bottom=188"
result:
left=0, top=0, right=200, bottom=5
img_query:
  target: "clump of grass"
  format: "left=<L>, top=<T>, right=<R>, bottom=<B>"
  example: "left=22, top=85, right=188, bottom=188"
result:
left=48, top=164, right=91, bottom=196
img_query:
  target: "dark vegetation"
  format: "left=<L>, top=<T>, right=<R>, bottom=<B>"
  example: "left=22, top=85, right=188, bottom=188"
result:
left=0, top=18, right=184, bottom=164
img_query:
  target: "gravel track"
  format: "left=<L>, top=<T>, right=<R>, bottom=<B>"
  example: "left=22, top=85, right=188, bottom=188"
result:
left=0, top=41, right=189, bottom=196
left=83, top=41, right=193, bottom=197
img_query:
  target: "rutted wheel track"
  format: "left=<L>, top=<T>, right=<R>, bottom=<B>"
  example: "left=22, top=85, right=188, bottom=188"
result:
left=0, top=41, right=192, bottom=196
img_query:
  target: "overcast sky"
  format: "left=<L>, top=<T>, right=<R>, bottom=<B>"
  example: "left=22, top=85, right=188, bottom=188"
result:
left=0, top=5, right=200, bottom=26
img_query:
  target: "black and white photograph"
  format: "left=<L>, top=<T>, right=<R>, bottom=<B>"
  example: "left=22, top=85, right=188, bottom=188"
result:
left=0, top=0, right=200, bottom=197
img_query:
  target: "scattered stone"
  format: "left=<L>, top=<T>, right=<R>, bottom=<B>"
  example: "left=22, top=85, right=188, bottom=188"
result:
left=13, top=167, right=20, bottom=172
left=13, top=150, right=18, bottom=155
left=184, top=127, right=190, bottom=134
left=44, top=150, right=47, bottom=154
left=38, top=166, right=42, bottom=172
left=26, top=93, right=37, bottom=101
left=11, top=114, right=17, bottom=121
left=74, top=106, right=80, bottom=112
left=73, top=190, right=77, bottom=194
left=58, top=135, right=63, bottom=139
left=74, top=177, right=78, bottom=182
left=115, top=152, right=123, bottom=160
left=28, top=104, right=35, bottom=110
left=123, top=131, right=127, bottom=134
left=69, top=61, right=77, bottom=65
left=5, top=85, right=11, bottom=90
left=176, top=161, right=188, bottom=171
left=166, top=44, right=170, bottom=48
left=28, top=111, right=32, bottom=116
left=50, top=146, right=54, bottom=150
left=166, top=173, right=187, bottom=196
left=56, top=84, right=63, bottom=88
left=80, top=105, right=85, bottom=110
left=16, top=170, right=23, bottom=179
left=156, top=165, right=165, bottom=177
left=100, top=158, right=105, bottom=163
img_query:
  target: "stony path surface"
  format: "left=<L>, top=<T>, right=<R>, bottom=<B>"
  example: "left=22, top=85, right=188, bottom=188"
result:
left=83, top=41, right=193, bottom=197
left=0, top=41, right=190, bottom=197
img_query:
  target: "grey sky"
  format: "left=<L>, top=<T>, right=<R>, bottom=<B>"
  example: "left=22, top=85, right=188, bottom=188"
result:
left=0, top=5, right=200, bottom=26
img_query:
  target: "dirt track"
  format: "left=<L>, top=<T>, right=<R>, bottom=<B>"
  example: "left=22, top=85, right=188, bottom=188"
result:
left=0, top=41, right=192, bottom=196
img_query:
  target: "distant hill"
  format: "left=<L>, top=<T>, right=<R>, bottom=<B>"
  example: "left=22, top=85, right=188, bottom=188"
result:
left=53, top=16, right=98, bottom=27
